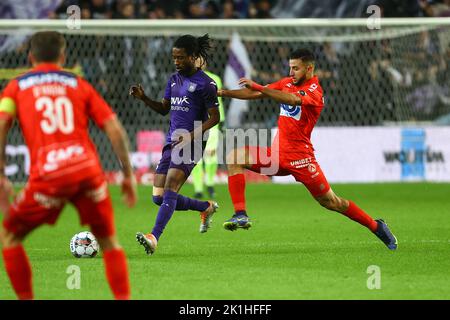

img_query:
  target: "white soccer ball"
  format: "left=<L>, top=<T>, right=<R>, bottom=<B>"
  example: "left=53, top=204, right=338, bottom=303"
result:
left=70, top=231, right=99, bottom=258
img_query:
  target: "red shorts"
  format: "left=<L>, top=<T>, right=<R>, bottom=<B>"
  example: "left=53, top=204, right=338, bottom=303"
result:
left=246, top=146, right=330, bottom=197
left=3, top=175, right=115, bottom=238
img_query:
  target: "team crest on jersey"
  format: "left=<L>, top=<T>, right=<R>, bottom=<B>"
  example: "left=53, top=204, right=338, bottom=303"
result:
left=188, top=82, right=197, bottom=92
left=280, top=103, right=302, bottom=120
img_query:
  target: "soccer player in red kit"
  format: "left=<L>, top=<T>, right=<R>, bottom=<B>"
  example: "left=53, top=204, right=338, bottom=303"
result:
left=219, top=48, right=397, bottom=250
left=0, top=31, right=137, bottom=299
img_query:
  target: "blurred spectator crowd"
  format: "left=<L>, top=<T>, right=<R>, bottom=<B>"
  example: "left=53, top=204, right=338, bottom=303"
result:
left=1, top=0, right=448, bottom=20
left=51, top=0, right=450, bottom=20
left=49, top=0, right=275, bottom=20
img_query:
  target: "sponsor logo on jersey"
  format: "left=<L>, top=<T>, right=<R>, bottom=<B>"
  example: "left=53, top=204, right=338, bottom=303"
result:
left=280, top=103, right=301, bottom=120
left=43, top=144, right=85, bottom=172
left=308, top=163, right=317, bottom=173
left=299, top=90, right=306, bottom=96
left=18, top=72, right=77, bottom=90
left=171, top=96, right=189, bottom=105
left=171, top=105, right=190, bottom=112
left=290, top=157, right=312, bottom=167
left=171, top=96, right=190, bottom=112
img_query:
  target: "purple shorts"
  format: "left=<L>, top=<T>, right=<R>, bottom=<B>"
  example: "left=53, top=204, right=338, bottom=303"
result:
left=155, top=143, right=204, bottom=177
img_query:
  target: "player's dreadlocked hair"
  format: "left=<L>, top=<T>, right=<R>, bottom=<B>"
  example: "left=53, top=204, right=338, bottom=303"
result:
left=173, top=34, right=213, bottom=67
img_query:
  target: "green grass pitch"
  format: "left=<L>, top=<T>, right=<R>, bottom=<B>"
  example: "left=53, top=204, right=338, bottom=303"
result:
left=0, top=182, right=449, bottom=300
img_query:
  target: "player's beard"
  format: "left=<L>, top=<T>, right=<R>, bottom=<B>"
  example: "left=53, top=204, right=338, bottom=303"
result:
left=293, top=74, right=306, bottom=85
left=178, top=65, right=197, bottom=76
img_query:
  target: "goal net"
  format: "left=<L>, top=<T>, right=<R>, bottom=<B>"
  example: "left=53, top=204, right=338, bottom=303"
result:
left=1, top=19, right=449, bottom=182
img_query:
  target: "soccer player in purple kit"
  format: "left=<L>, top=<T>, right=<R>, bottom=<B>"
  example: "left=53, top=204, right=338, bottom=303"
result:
left=130, top=34, right=220, bottom=255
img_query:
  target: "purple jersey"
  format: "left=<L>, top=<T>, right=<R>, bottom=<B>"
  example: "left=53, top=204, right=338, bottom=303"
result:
left=164, top=69, right=219, bottom=144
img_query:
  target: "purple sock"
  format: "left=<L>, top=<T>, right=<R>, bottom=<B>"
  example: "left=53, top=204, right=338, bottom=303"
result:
left=151, top=190, right=178, bottom=240
left=152, top=195, right=163, bottom=206
left=176, top=194, right=209, bottom=211
left=153, top=195, right=209, bottom=212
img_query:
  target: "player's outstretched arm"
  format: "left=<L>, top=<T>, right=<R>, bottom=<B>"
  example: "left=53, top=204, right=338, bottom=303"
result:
left=129, top=84, right=170, bottom=115
left=239, top=78, right=302, bottom=106
left=202, top=107, right=220, bottom=134
left=218, top=88, right=265, bottom=100
left=103, top=117, right=137, bottom=208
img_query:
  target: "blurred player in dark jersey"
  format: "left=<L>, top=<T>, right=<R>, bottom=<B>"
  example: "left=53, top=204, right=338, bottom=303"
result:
left=0, top=31, right=136, bottom=299
left=219, top=48, right=397, bottom=250
left=130, top=34, right=220, bottom=255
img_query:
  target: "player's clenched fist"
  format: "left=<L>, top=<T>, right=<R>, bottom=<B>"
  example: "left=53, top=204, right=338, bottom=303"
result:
left=129, top=84, right=146, bottom=100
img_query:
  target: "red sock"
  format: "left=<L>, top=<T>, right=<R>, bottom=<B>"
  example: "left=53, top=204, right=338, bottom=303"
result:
left=2, top=245, right=33, bottom=300
left=343, top=201, right=378, bottom=232
left=103, top=248, right=130, bottom=300
left=228, top=174, right=246, bottom=212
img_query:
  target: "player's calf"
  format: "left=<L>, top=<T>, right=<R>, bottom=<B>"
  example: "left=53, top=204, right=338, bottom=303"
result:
left=315, top=191, right=348, bottom=212
left=152, top=195, right=163, bottom=206
left=0, top=228, right=24, bottom=248
left=96, top=235, right=121, bottom=251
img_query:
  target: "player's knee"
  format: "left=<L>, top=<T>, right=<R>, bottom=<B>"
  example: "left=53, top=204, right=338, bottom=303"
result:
left=226, top=148, right=246, bottom=166
left=226, top=152, right=245, bottom=175
left=97, top=236, right=120, bottom=251
left=226, top=149, right=237, bottom=165
left=0, top=228, right=23, bottom=248
left=164, top=179, right=180, bottom=192
left=152, top=195, right=163, bottom=206
left=227, top=163, right=243, bottom=176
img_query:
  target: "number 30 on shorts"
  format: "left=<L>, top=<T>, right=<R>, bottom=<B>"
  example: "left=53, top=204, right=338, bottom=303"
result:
left=35, top=96, right=74, bottom=134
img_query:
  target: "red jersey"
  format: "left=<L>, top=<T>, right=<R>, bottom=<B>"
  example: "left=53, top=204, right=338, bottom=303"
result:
left=0, top=63, right=115, bottom=184
left=267, top=76, right=324, bottom=154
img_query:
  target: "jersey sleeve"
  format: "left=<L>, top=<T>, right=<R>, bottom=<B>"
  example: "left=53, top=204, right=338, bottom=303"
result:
left=0, top=80, right=19, bottom=121
left=295, top=86, right=323, bottom=108
left=203, top=80, right=219, bottom=110
left=81, top=78, right=116, bottom=128
left=266, top=78, right=286, bottom=90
